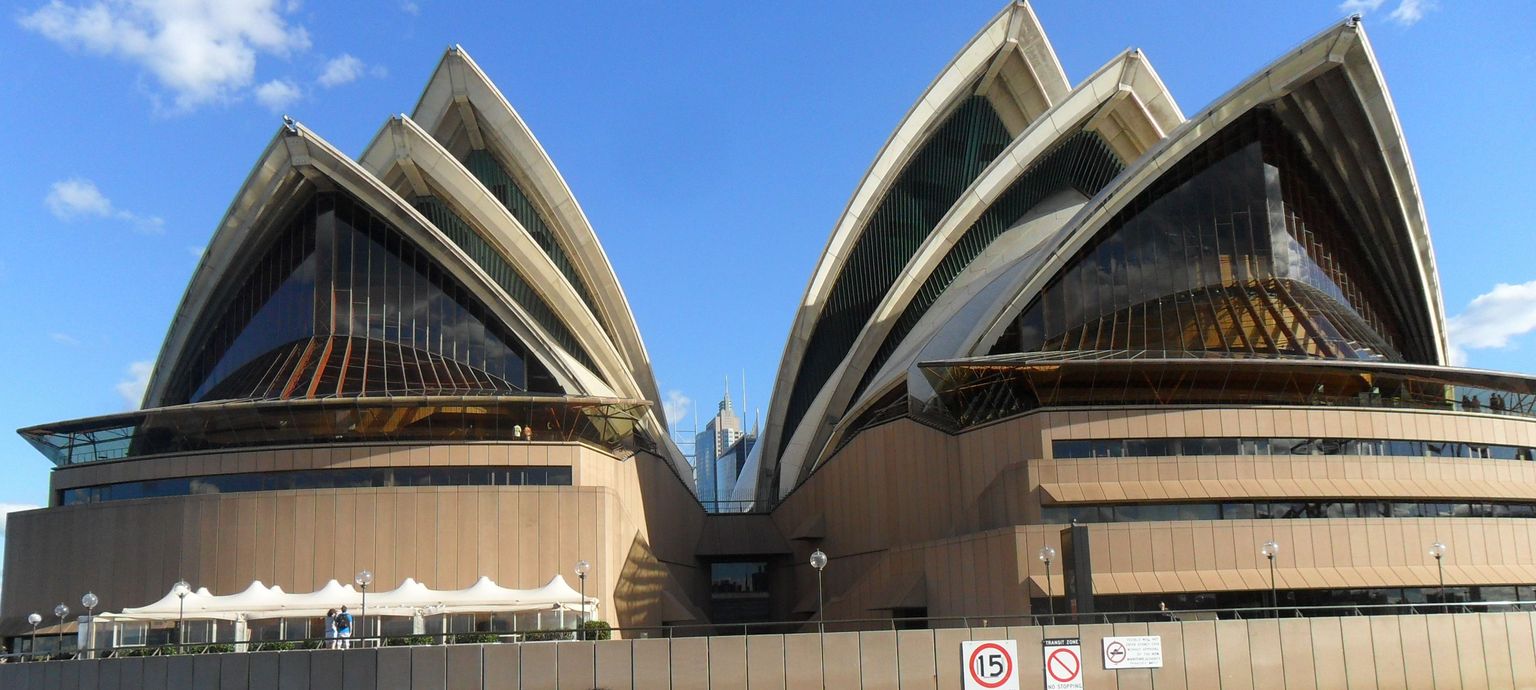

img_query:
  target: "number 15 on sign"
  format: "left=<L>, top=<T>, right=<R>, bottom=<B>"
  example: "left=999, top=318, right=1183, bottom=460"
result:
left=961, top=640, right=1019, bottom=690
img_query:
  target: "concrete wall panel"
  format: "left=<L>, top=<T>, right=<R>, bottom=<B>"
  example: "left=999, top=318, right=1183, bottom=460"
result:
left=822, top=632, right=863, bottom=689
left=340, top=649, right=375, bottom=690
left=1424, top=615, right=1464, bottom=689
left=895, top=629, right=937, bottom=690
left=707, top=635, right=747, bottom=690
left=555, top=641, right=595, bottom=690
left=445, top=645, right=482, bottom=690
left=376, top=648, right=412, bottom=690
left=408, top=646, right=447, bottom=690
left=781, top=632, right=824, bottom=689
left=518, top=643, right=558, bottom=690
left=310, top=650, right=344, bottom=690
left=594, top=639, right=632, bottom=690
left=1504, top=612, right=1536, bottom=687
left=670, top=637, right=710, bottom=690
left=933, top=628, right=972, bottom=690
left=277, top=651, right=310, bottom=690
left=745, top=634, right=786, bottom=690
left=630, top=639, right=671, bottom=690
left=482, top=644, right=520, bottom=690
left=1180, top=621, right=1220, bottom=690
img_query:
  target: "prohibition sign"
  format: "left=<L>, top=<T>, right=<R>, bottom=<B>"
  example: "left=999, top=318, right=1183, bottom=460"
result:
left=1047, top=647, right=1081, bottom=684
left=1106, top=640, right=1128, bottom=665
left=966, top=642, right=1015, bottom=688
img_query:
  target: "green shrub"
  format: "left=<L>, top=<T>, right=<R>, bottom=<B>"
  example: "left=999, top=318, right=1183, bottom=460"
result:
left=253, top=641, right=296, bottom=651
left=301, top=640, right=325, bottom=650
left=453, top=632, right=499, bottom=644
left=581, top=620, right=613, bottom=641
left=385, top=635, right=435, bottom=647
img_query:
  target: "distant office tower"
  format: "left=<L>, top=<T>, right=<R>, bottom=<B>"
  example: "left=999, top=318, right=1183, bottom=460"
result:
left=715, top=427, right=757, bottom=508
left=694, top=385, right=743, bottom=504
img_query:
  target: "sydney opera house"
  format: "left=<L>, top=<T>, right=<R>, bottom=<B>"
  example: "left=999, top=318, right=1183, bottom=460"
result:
left=8, top=1, right=1536, bottom=648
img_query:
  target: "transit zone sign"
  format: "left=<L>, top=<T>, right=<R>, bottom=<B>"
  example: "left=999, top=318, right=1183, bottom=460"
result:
left=1102, top=635, right=1163, bottom=669
left=962, top=640, right=1018, bottom=690
left=1042, top=637, right=1083, bottom=690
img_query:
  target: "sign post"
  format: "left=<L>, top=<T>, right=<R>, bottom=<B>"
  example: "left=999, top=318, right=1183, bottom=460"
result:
left=1042, top=637, right=1083, bottom=690
left=961, top=640, right=1019, bottom=690
left=1102, top=635, right=1163, bottom=669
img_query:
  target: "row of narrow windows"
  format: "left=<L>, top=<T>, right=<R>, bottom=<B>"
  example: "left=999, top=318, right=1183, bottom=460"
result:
left=1033, top=586, right=1536, bottom=619
left=1052, top=437, right=1536, bottom=461
left=59, top=466, right=573, bottom=506
left=1042, top=500, right=1536, bottom=525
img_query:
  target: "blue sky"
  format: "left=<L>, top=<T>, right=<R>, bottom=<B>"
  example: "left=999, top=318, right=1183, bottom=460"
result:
left=0, top=0, right=1533, bottom=542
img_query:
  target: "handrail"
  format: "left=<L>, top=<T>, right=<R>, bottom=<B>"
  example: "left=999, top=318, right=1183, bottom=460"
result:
left=1, top=600, right=1519, bottom=663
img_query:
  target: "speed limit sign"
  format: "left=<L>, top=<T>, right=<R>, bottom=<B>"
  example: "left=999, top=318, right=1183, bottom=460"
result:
left=961, top=640, right=1019, bottom=690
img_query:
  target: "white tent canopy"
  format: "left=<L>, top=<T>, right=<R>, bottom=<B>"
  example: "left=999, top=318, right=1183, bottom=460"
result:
left=98, top=575, right=596, bottom=622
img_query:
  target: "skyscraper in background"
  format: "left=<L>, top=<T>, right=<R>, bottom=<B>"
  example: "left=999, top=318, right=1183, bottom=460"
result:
left=694, top=383, right=743, bottom=505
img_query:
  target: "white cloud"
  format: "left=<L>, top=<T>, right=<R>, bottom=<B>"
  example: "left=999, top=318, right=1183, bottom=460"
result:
left=1389, top=0, right=1436, bottom=26
left=1338, top=0, right=1436, bottom=26
left=254, top=78, right=301, bottom=111
left=116, top=360, right=154, bottom=409
left=49, top=332, right=81, bottom=346
left=18, top=0, right=311, bottom=110
left=1447, top=280, right=1536, bottom=366
left=663, top=390, right=692, bottom=426
left=45, top=178, right=165, bottom=233
left=0, top=503, right=43, bottom=535
left=0, top=508, right=37, bottom=537
left=400, top=1, right=418, bottom=16
left=1338, top=0, right=1385, bottom=13
left=317, top=53, right=364, bottom=87
left=188, top=245, right=206, bottom=259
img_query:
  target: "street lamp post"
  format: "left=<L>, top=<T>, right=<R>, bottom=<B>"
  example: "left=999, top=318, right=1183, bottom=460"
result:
left=172, top=579, right=191, bottom=649
left=574, top=560, right=591, bottom=636
left=81, top=592, right=99, bottom=655
left=53, top=603, right=70, bottom=653
left=1261, top=540, right=1280, bottom=617
left=27, top=612, right=41, bottom=660
left=1038, top=546, right=1057, bottom=625
left=809, top=549, right=828, bottom=633
left=1429, top=541, right=1448, bottom=611
left=355, top=570, right=373, bottom=646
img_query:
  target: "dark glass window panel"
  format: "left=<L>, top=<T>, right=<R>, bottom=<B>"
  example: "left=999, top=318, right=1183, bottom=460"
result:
left=852, top=131, right=1125, bottom=403
left=165, top=193, right=560, bottom=404
left=1053, top=440, right=1092, bottom=459
left=460, top=149, right=608, bottom=341
left=990, top=111, right=1411, bottom=363
left=413, top=196, right=601, bottom=377
left=781, top=95, right=1012, bottom=457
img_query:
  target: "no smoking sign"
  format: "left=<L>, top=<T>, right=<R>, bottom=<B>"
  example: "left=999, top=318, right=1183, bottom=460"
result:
left=961, top=640, right=1018, bottom=690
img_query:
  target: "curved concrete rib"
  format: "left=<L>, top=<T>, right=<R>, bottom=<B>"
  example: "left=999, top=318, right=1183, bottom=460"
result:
left=143, top=123, right=614, bottom=408
left=971, top=21, right=1446, bottom=365
left=759, top=1, right=1071, bottom=499
left=778, top=50, right=1183, bottom=492
left=408, top=46, right=668, bottom=426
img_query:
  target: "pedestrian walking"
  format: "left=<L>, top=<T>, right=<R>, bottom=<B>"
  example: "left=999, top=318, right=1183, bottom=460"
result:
left=336, top=606, right=354, bottom=647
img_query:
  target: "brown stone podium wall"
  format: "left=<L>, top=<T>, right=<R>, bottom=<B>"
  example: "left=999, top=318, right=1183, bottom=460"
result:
left=0, top=442, right=708, bottom=634
left=3, top=611, right=1532, bottom=688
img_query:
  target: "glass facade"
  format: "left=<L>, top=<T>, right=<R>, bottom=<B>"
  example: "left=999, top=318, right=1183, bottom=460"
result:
left=1042, top=500, right=1536, bottom=525
left=1045, top=586, right=1536, bottom=619
left=921, top=356, right=1536, bottom=430
left=60, top=465, right=573, bottom=506
left=1053, top=437, right=1536, bottom=461
left=413, top=196, right=601, bottom=376
left=990, top=111, right=1411, bottom=362
left=462, top=148, right=607, bottom=339
left=21, top=396, right=653, bottom=466
left=165, top=192, right=559, bottom=404
left=852, top=130, right=1124, bottom=404
left=781, top=94, right=1013, bottom=456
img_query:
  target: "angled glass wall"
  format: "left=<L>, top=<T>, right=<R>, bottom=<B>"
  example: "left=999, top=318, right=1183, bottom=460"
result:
left=781, top=94, right=1012, bottom=454
left=852, top=130, right=1124, bottom=403
left=413, top=195, right=601, bottom=376
left=164, top=192, right=561, bottom=404
left=462, top=148, right=607, bottom=335
left=989, top=111, right=1407, bottom=362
